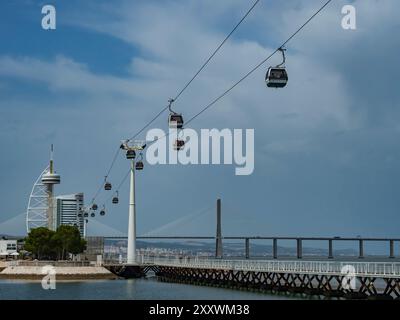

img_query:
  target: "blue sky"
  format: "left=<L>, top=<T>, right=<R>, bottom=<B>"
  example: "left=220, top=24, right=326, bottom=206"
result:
left=0, top=0, right=400, bottom=244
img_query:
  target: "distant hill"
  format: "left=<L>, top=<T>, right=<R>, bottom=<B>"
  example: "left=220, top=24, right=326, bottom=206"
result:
left=0, top=234, right=22, bottom=240
left=106, top=239, right=358, bottom=257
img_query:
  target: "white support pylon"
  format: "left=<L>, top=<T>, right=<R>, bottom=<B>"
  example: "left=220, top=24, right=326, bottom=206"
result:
left=121, top=139, right=145, bottom=265
left=127, top=159, right=137, bottom=265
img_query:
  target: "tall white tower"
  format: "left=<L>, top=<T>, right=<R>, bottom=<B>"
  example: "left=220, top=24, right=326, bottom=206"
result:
left=120, top=140, right=146, bottom=265
left=41, top=145, right=61, bottom=230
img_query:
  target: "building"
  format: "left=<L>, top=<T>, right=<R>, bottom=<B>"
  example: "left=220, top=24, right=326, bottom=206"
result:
left=0, top=239, right=18, bottom=255
left=85, top=236, right=104, bottom=255
left=26, top=145, right=60, bottom=233
left=82, top=236, right=104, bottom=261
left=55, top=193, right=84, bottom=236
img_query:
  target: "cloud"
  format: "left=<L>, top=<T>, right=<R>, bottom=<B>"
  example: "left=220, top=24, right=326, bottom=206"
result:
left=1, top=0, right=400, bottom=237
left=0, top=55, right=137, bottom=96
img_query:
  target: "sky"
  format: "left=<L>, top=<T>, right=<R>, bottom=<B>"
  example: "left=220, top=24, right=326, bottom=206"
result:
left=0, top=0, right=399, bottom=243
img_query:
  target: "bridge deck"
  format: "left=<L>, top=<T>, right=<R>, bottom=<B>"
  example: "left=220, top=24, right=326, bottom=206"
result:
left=138, top=256, right=400, bottom=278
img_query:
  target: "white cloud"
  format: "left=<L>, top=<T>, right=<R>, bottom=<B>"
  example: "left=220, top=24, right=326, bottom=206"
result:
left=2, top=0, right=400, bottom=235
left=0, top=55, right=138, bottom=96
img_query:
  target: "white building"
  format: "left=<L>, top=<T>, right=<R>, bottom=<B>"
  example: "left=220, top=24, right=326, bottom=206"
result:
left=56, top=193, right=84, bottom=236
left=0, top=239, right=18, bottom=255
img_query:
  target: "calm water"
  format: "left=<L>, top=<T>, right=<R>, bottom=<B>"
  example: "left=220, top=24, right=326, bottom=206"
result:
left=0, top=277, right=302, bottom=300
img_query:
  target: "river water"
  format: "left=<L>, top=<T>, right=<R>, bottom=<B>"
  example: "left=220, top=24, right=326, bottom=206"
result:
left=0, top=277, right=303, bottom=300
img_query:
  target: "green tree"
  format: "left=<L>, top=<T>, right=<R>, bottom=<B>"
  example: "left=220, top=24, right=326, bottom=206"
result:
left=52, top=225, right=86, bottom=260
left=24, top=227, right=56, bottom=260
left=24, top=225, right=86, bottom=260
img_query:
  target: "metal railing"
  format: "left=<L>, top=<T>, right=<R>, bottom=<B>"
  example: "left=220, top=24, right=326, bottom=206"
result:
left=7, top=260, right=92, bottom=267
left=140, top=255, right=400, bottom=278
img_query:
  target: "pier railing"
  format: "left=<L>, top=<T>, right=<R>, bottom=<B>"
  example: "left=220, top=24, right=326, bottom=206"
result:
left=7, top=260, right=92, bottom=267
left=140, top=255, right=400, bottom=278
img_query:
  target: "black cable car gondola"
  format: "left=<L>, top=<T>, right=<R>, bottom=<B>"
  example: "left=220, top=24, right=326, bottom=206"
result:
left=100, top=206, right=106, bottom=216
left=173, top=139, right=185, bottom=151
left=90, top=212, right=95, bottom=218
left=126, top=149, right=136, bottom=160
left=135, top=153, right=144, bottom=170
left=169, top=113, right=184, bottom=129
left=265, top=47, right=288, bottom=88
left=168, top=98, right=184, bottom=129
left=84, top=212, right=89, bottom=218
left=135, top=161, right=144, bottom=170
left=92, top=203, right=98, bottom=211
left=104, top=177, right=112, bottom=191
left=112, top=191, right=119, bottom=204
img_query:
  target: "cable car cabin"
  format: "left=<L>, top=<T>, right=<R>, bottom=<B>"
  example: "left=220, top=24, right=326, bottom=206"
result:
left=135, top=161, right=144, bottom=170
left=265, top=67, right=288, bottom=88
left=169, top=114, right=184, bottom=129
left=92, top=204, right=98, bottom=210
left=90, top=213, right=95, bottom=218
left=84, top=212, right=89, bottom=217
left=112, top=197, right=119, bottom=204
left=104, top=182, right=112, bottom=191
left=173, top=139, right=185, bottom=151
left=78, top=213, right=83, bottom=217
left=100, top=210, right=106, bottom=216
left=126, top=150, right=136, bottom=160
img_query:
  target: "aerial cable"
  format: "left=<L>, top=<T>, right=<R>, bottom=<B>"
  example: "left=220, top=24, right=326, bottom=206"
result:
left=102, top=168, right=131, bottom=206
left=173, top=0, right=261, bottom=102
left=127, top=0, right=260, bottom=142
left=141, top=0, right=334, bottom=149
left=92, top=0, right=332, bottom=203
left=89, top=146, right=121, bottom=204
left=91, top=0, right=261, bottom=204
left=181, top=0, right=334, bottom=127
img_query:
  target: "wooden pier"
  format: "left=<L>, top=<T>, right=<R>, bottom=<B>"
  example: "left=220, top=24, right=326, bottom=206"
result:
left=111, top=256, right=400, bottom=300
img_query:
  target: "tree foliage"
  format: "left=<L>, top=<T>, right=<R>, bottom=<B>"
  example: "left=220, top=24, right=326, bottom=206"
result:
left=24, top=225, right=86, bottom=260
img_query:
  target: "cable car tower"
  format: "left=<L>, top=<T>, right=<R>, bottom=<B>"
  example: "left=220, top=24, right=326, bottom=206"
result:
left=26, top=145, right=61, bottom=232
left=120, top=139, right=146, bottom=265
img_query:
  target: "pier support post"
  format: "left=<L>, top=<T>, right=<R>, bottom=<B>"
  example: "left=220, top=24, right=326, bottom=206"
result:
left=297, top=239, right=302, bottom=259
left=245, top=238, right=250, bottom=259
left=273, top=238, right=278, bottom=259
left=215, top=199, right=223, bottom=259
left=358, top=239, right=364, bottom=259
left=389, top=240, right=395, bottom=259
left=328, top=239, right=333, bottom=259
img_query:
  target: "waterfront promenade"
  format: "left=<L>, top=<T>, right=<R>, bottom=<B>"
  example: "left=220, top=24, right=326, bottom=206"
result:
left=0, top=260, right=116, bottom=280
